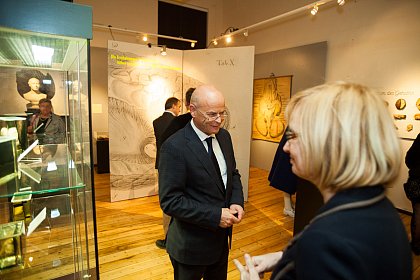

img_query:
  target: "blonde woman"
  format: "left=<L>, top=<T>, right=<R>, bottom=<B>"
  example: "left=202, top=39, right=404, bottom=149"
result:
left=234, top=82, right=412, bottom=279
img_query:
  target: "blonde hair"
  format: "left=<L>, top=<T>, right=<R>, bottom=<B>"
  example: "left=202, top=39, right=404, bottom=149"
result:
left=286, top=82, right=401, bottom=192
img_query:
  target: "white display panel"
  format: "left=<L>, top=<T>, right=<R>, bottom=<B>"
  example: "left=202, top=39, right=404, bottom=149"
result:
left=108, top=41, right=254, bottom=201
left=108, top=41, right=183, bottom=202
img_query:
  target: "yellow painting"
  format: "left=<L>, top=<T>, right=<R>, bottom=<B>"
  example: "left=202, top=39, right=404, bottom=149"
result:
left=252, top=75, right=292, bottom=142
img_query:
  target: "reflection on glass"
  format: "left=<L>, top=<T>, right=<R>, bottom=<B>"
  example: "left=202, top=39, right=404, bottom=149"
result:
left=0, top=221, right=24, bottom=269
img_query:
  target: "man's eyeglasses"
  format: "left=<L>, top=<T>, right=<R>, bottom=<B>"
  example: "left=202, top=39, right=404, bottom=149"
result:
left=285, top=128, right=298, bottom=141
left=196, top=109, right=228, bottom=121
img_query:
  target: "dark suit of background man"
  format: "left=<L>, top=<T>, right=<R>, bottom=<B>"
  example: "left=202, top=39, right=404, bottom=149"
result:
left=153, top=97, right=181, bottom=169
left=159, top=85, right=245, bottom=280
left=159, top=87, right=195, bottom=146
left=152, top=97, right=180, bottom=249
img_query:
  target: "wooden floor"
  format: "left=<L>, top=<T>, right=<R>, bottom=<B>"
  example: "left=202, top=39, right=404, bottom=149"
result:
left=94, top=167, right=420, bottom=280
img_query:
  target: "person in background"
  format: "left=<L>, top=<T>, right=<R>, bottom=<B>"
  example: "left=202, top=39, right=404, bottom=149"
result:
left=153, top=97, right=181, bottom=169
left=404, top=132, right=420, bottom=255
left=268, top=128, right=297, bottom=217
left=234, top=82, right=412, bottom=279
left=159, top=87, right=195, bottom=146
left=27, top=98, right=65, bottom=144
left=159, top=85, right=244, bottom=280
left=152, top=96, right=181, bottom=249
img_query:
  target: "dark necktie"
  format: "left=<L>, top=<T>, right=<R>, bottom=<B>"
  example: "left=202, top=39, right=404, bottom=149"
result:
left=205, top=137, right=224, bottom=188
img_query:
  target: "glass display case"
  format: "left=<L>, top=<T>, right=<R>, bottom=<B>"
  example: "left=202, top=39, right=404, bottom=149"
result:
left=0, top=0, right=98, bottom=279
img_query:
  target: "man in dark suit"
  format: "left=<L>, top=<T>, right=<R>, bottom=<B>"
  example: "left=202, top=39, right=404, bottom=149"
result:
left=159, top=87, right=195, bottom=146
left=159, top=85, right=245, bottom=280
left=153, top=97, right=181, bottom=169
left=152, top=96, right=180, bottom=248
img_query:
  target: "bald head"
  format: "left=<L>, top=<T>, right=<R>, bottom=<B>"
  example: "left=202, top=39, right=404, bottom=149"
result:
left=190, top=85, right=226, bottom=135
left=190, top=85, right=225, bottom=109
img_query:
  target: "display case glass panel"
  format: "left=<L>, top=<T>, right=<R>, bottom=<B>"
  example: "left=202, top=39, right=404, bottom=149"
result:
left=0, top=221, right=24, bottom=270
left=0, top=21, right=97, bottom=279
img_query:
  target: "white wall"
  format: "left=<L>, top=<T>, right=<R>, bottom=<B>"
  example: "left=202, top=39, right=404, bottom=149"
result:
left=76, top=0, right=224, bottom=49
left=75, top=0, right=158, bottom=48
left=75, top=0, right=225, bottom=163
left=220, top=0, right=420, bottom=211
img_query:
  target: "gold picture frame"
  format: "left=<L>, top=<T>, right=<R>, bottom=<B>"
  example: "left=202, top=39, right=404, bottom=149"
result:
left=252, top=75, right=292, bottom=143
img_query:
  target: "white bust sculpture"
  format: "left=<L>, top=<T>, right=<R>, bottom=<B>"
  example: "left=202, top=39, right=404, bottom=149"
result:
left=23, top=77, right=47, bottom=109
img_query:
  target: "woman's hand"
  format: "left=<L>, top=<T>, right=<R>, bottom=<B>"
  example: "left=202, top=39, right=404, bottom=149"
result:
left=233, top=254, right=261, bottom=280
left=252, top=252, right=283, bottom=275
left=234, top=251, right=283, bottom=279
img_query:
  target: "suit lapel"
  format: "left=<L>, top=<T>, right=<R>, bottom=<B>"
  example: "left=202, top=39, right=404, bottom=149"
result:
left=185, top=124, right=226, bottom=196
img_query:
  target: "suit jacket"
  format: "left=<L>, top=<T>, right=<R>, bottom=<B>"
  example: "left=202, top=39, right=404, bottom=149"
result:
left=160, top=112, right=192, bottom=147
left=159, top=122, right=244, bottom=265
left=271, top=186, right=412, bottom=279
left=31, top=113, right=65, bottom=144
left=153, top=112, right=175, bottom=169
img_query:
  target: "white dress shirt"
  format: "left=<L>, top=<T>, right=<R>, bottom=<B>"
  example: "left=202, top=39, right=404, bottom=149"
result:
left=190, top=120, right=227, bottom=188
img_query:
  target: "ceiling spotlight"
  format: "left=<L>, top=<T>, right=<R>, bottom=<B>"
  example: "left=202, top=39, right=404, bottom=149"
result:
left=161, top=45, right=167, bottom=56
left=225, top=35, right=232, bottom=44
left=243, top=30, right=249, bottom=37
left=212, top=40, right=218, bottom=46
left=142, top=35, right=148, bottom=42
left=191, top=42, right=195, bottom=48
left=311, top=5, right=319, bottom=15
left=337, top=0, right=345, bottom=5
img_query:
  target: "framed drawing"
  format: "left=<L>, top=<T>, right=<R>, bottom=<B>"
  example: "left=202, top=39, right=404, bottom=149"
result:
left=252, top=75, right=292, bottom=143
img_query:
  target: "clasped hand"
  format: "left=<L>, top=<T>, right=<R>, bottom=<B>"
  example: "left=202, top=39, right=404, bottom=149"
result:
left=219, top=204, right=244, bottom=228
